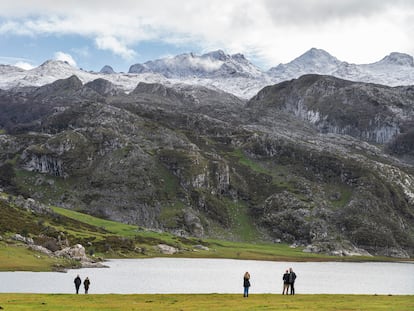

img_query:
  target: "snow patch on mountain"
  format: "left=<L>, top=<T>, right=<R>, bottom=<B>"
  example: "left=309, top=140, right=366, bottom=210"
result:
left=268, top=49, right=414, bottom=90
left=129, top=50, right=263, bottom=79
left=1, top=48, right=414, bottom=99
left=376, top=52, right=414, bottom=67
left=0, top=60, right=169, bottom=93
left=268, top=48, right=342, bottom=78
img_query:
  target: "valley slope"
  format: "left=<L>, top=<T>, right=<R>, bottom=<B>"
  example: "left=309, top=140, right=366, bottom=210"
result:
left=1, top=73, right=414, bottom=258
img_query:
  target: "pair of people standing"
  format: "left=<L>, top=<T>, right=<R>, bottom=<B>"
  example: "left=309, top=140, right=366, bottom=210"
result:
left=282, top=267, right=297, bottom=295
left=74, top=275, right=91, bottom=294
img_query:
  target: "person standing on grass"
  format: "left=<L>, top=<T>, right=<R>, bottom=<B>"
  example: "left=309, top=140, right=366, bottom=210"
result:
left=289, top=267, right=297, bottom=295
left=243, top=271, right=251, bottom=297
left=83, top=277, right=90, bottom=294
left=74, top=275, right=81, bottom=294
left=282, top=269, right=290, bottom=294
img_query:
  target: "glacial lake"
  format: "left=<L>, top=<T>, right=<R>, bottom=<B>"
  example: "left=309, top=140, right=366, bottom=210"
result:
left=0, top=258, right=413, bottom=295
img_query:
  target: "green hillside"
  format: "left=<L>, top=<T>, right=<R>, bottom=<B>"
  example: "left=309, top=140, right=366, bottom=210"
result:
left=1, top=193, right=396, bottom=272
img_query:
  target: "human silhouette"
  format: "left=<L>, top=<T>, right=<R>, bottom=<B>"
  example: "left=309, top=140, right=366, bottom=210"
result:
left=243, top=271, right=251, bottom=297
left=289, top=267, right=297, bottom=295
left=83, top=277, right=90, bottom=294
left=74, top=275, right=81, bottom=294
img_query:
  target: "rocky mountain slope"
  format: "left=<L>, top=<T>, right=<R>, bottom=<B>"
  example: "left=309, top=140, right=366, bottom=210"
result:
left=1, top=73, right=414, bottom=258
left=1, top=48, right=414, bottom=99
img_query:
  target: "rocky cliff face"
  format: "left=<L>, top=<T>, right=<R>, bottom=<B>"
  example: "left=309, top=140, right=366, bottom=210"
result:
left=0, top=75, right=414, bottom=258
left=249, top=75, right=414, bottom=145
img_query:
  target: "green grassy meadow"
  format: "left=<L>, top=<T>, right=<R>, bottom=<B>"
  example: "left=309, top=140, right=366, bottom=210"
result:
left=0, top=199, right=407, bottom=272
left=0, top=242, right=77, bottom=272
left=1, top=196, right=413, bottom=310
left=0, top=294, right=413, bottom=311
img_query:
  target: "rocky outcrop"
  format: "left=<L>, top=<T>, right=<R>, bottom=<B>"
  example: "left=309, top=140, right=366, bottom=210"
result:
left=54, top=244, right=106, bottom=268
left=22, top=152, right=64, bottom=177
left=155, top=244, right=178, bottom=254
left=100, top=65, right=115, bottom=74
left=1, top=75, right=414, bottom=258
left=85, top=78, right=121, bottom=96
left=4, top=195, right=52, bottom=215
left=248, top=74, right=414, bottom=145
left=12, top=233, right=34, bottom=245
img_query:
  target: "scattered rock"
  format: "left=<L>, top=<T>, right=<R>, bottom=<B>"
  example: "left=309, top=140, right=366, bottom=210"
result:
left=53, top=244, right=107, bottom=268
left=80, top=261, right=108, bottom=268
left=54, top=244, right=86, bottom=260
left=303, top=243, right=373, bottom=257
left=155, top=244, right=178, bottom=254
left=193, top=244, right=209, bottom=251
left=12, top=233, right=34, bottom=245
left=28, top=244, right=53, bottom=255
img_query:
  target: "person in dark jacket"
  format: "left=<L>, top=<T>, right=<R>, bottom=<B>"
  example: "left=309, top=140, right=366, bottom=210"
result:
left=74, top=275, right=81, bottom=294
left=282, top=269, right=290, bottom=294
left=243, top=271, right=251, bottom=297
left=83, top=277, right=90, bottom=294
left=289, top=267, right=297, bottom=295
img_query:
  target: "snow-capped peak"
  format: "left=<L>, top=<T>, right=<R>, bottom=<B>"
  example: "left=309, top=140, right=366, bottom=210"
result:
left=1, top=48, right=414, bottom=100
left=295, top=47, right=341, bottom=66
left=268, top=48, right=341, bottom=78
left=38, top=59, right=75, bottom=69
left=0, top=64, right=25, bottom=75
left=202, top=49, right=228, bottom=61
left=128, top=50, right=262, bottom=79
left=376, top=52, right=414, bottom=67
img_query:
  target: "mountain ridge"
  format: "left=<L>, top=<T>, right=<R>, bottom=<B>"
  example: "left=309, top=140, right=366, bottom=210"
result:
left=1, top=48, right=414, bottom=99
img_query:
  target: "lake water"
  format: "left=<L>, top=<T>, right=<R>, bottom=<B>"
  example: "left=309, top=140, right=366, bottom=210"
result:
left=0, top=258, right=413, bottom=295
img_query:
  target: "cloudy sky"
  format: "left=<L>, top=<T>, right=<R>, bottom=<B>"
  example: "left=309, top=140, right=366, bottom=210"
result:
left=0, top=0, right=413, bottom=71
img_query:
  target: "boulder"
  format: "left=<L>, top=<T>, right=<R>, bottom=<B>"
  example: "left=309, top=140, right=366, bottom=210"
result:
left=28, top=244, right=53, bottom=255
left=53, top=244, right=107, bottom=268
left=193, top=244, right=209, bottom=251
left=156, top=244, right=178, bottom=254
left=12, top=233, right=34, bottom=245
left=54, top=244, right=86, bottom=260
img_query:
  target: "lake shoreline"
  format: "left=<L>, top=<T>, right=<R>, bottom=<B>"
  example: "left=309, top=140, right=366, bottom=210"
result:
left=1, top=258, right=413, bottom=295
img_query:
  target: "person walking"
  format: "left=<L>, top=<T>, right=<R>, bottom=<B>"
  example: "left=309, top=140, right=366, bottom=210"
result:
left=83, top=277, right=90, bottom=294
left=74, top=275, right=81, bottom=294
left=289, top=267, right=297, bottom=295
left=282, top=269, right=290, bottom=294
left=243, top=271, right=251, bottom=297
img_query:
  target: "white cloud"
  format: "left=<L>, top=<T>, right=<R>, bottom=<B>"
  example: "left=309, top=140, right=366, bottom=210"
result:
left=54, top=51, right=77, bottom=67
left=14, top=61, right=35, bottom=70
left=0, top=1, right=414, bottom=67
left=95, top=36, right=136, bottom=60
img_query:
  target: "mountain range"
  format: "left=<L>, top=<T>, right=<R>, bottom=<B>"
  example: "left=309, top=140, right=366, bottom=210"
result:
left=1, top=48, right=414, bottom=99
left=1, top=48, right=414, bottom=259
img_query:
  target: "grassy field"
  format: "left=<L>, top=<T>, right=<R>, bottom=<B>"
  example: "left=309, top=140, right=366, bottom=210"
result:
left=0, top=201, right=406, bottom=272
left=50, top=206, right=399, bottom=263
left=0, top=242, right=77, bottom=272
left=0, top=294, right=413, bottom=311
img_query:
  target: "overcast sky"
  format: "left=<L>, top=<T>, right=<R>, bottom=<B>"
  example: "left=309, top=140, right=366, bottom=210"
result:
left=0, top=0, right=413, bottom=71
